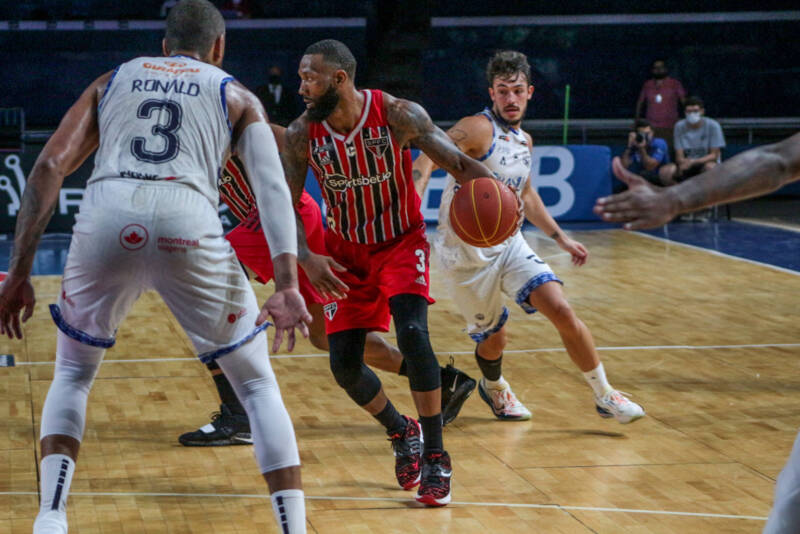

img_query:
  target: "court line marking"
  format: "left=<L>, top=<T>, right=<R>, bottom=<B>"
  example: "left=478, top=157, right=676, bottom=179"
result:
left=0, top=491, right=767, bottom=521
left=633, top=230, right=800, bottom=277
left=10, top=342, right=800, bottom=366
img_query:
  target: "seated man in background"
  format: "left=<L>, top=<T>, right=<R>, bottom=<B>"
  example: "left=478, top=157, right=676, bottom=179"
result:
left=615, top=119, right=671, bottom=187
left=664, top=96, right=726, bottom=185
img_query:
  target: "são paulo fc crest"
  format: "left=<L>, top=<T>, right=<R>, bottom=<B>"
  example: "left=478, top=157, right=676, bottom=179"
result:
left=323, top=302, right=338, bottom=320
left=364, top=136, right=389, bottom=158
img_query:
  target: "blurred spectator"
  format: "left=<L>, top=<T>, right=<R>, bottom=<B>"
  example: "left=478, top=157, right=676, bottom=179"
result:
left=662, top=96, right=726, bottom=185
left=218, top=0, right=251, bottom=18
left=614, top=119, right=672, bottom=186
left=255, top=65, right=297, bottom=127
left=635, top=59, right=686, bottom=151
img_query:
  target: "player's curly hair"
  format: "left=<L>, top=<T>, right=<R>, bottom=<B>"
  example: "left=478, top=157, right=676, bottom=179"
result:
left=486, top=50, right=531, bottom=87
left=164, top=0, right=225, bottom=57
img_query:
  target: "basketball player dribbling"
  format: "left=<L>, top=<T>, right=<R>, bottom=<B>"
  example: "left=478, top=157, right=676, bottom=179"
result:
left=594, top=133, right=800, bottom=534
left=0, top=1, right=311, bottom=532
left=414, top=50, right=645, bottom=424
left=179, top=141, right=476, bottom=447
left=281, top=39, right=497, bottom=506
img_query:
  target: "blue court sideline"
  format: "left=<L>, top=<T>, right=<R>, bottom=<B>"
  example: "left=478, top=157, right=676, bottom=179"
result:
left=1, top=220, right=799, bottom=276
left=638, top=220, right=800, bottom=273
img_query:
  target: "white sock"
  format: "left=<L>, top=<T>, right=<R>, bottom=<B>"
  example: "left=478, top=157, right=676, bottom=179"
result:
left=38, top=454, right=75, bottom=515
left=483, top=376, right=507, bottom=389
left=270, top=489, right=306, bottom=534
left=583, top=363, right=613, bottom=397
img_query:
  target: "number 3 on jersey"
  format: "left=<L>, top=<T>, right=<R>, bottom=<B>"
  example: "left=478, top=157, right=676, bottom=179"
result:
left=131, top=99, right=182, bottom=163
left=415, top=249, right=426, bottom=273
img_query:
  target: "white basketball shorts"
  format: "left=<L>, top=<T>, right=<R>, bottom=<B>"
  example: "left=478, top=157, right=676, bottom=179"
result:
left=433, top=231, right=562, bottom=343
left=52, top=179, right=265, bottom=362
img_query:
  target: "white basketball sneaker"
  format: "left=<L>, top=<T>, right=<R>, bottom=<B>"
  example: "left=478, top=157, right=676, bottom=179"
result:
left=595, top=390, right=645, bottom=424
left=478, top=378, right=532, bottom=421
left=33, top=510, right=68, bottom=534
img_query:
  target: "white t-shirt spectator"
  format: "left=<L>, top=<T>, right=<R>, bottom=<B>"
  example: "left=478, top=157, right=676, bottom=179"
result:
left=674, top=118, right=726, bottom=161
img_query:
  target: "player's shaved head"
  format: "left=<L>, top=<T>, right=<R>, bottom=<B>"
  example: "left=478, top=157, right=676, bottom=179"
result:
left=164, top=0, right=225, bottom=57
left=304, top=39, right=357, bottom=80
left=486, top=50, right=531, bottom=87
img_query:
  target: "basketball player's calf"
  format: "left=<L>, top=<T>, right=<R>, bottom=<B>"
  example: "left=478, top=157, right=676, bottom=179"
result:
left=527, top=282, right=644, bottom=423
left=327, top=328, right=425, bottom=491
left=180, top=308, right=475, bottom=446
left=390, top=294, right=452, bottom=506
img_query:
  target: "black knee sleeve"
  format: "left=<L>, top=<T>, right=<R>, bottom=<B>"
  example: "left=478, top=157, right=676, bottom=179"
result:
left=328, top=329, right=381, bottom=406
left=390, top=294, right=440, bottom=392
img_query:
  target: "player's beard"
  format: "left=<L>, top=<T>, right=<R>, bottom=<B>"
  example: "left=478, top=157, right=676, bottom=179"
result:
left=493, top=104, right=524, bottom=129
left=306, top=84, right=340, bottom=122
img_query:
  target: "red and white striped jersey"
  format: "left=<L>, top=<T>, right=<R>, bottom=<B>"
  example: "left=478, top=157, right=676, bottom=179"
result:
left=218, top=155, right=260, bottom=229
left=307, top=89, right=422, bottom=244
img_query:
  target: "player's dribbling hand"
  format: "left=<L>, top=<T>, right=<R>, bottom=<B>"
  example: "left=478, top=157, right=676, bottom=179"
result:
left=258, top=287, right=313, bottom=353
left=0, top=275, right=36, bottom=340
left=593, top=157, right=679, bottom=230
left=300, top=252, right=350, bottom=301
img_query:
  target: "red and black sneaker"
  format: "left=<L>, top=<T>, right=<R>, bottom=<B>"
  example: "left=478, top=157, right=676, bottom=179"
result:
left=415, top=450, right=452, bottom=507
left=388, top=416, right=423, bottom=490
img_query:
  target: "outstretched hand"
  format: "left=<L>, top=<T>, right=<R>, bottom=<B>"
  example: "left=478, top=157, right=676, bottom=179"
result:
left=257, top=287, right=313, bottom=353
left=0, top=275, right=36, bottom=339
left=593, top=157, right=679, bottom=230
left=300, top=251, right=350, bottom=301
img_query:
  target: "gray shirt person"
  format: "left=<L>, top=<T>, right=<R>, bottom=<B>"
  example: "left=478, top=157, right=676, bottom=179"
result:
left=674, top=117, right=726, bottom=161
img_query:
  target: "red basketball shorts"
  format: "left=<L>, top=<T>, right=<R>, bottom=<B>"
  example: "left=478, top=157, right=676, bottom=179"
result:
left=225, top=191, right=325, bottom=305
left=322, top=223, right=435, bottom=335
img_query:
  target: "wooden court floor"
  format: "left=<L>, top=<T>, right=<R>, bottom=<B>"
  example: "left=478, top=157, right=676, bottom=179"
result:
left=2, top=228, right=799, bottom=533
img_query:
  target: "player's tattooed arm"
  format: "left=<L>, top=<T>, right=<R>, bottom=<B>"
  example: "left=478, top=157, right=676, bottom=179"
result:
left=386, top=94, right=493, bottom=185
left=0, top=72, right=106, bottom=338
left=9, top=72, right=106, bottom=278
left=283, top=117, right=313, bottom=262
left=282, top=116, right=350, bottom=299
left=410, top=116, right=491, bottom=195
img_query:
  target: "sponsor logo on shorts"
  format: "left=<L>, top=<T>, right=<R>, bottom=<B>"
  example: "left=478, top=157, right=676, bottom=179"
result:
left=475, top=313, right=484, bottom=321
left=415, top=275, right=427, bottom=286
left=227, top=308, right=247, bottom=324
left=157, top=236, right=199, bottom=254
left=323, top=302, right=337, bottom=320
left=119, top=224, right=148, bottom=251
left=61, top=290, right=75, bottom=307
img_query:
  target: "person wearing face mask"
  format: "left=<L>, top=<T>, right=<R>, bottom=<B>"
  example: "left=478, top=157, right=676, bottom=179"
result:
left=635, top=59, right=686, bottom=151
left=616, top=119, right=671, bottom=186
left=667, top=96, right=726, bottom=185
left=255, top=65, right=298, bottom=126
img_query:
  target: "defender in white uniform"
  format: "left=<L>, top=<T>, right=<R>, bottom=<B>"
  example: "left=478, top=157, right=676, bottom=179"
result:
left=0, top=2, right=309, bottom=533
left=415, top=50, right=645, bottom=424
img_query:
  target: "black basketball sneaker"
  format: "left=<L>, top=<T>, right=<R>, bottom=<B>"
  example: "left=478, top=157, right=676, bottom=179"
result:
left=440, top=358, right=477, bottom=426
left=178, top=404, right=252, bottom=446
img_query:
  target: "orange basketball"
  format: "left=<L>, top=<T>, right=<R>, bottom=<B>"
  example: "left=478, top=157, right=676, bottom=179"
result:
left=448, top=177, right=519, bottom=247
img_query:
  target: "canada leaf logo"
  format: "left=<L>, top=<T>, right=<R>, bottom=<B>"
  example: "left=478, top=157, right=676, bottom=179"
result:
left=125, top=232, right=143, bottom=244
left=119, top=224, right=148, bottom=250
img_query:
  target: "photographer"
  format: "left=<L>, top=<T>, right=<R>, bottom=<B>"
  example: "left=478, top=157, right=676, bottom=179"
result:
left=615, top=119, right=672, bottom=186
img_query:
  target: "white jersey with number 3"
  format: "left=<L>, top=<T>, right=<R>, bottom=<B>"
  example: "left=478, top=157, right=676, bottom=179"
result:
left=88, top=55, right=234, bottom=207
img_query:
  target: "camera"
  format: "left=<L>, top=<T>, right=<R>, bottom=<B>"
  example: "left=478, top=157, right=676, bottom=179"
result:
left=634, top=132, right=646, bottom=144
